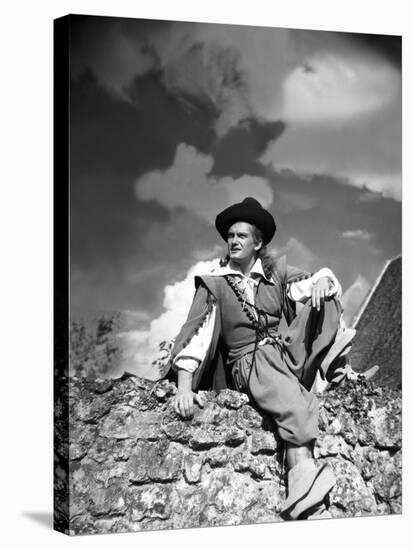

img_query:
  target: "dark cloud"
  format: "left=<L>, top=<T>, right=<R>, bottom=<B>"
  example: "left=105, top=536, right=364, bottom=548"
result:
left=69, top=68, right=218, bottom=319
left=69, top=14, right=170, bottom=80
left=70, top=69, right=215, bottom=177
left=69, top=67, right=217, bottom=265
left=289, top=28, right=401, bottom=69
left=348, top=33, right=401, bottom=67
left=266, top=171, right=401, bottom=292
left=211, top=119, right=286, bottom=178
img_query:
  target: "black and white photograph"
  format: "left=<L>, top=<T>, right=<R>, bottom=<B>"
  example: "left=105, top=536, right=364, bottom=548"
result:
left=52, top=13, right=403, bottom=537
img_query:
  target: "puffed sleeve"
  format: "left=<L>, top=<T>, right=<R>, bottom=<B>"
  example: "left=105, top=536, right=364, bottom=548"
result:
left=287, top=267, right=342, bottom=303
left=173, top=306, right=217, bottom=373
left=285, top=264, right=312, bottom=284
left=169, top=279, right=217, bottom=375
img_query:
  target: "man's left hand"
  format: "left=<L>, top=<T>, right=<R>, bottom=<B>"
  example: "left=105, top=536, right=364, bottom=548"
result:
left=311, top=276, right=329, bottom=311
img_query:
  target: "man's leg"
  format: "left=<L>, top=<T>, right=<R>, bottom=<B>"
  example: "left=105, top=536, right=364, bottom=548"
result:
left=277, top=297, right=342, bottom=390
left=236, top=346, right=336, bottom=520
left=286, top=441, right=313, bottom=468
left=238, top=344, right=320, bottom=446
left=280, top=298, right=379, bottom=391
left=282, top=441, right=335, bottom=520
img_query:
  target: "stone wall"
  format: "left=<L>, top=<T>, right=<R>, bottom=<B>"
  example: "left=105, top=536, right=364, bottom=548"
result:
left=58, top=373, right=402, bottom=535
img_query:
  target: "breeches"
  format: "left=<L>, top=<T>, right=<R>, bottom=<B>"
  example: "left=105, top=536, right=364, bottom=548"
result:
left=231, top=298, right=341, bottom=446
left=232, top=344, right=319, bottom=446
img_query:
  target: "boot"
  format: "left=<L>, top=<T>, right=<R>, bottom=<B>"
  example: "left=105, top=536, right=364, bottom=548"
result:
left=281, top=458, right=336, bottom=520
left=281, top=444, right=336, bottom=521
left=301, top=502, right=333, bottom=520
left=327, top=359, right=380, bottom=387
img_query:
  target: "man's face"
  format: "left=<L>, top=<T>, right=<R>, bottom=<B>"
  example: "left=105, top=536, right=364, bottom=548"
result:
left=227, top=222, right=262, bottom=265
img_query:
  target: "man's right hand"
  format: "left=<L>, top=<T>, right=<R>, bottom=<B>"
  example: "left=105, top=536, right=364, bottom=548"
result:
left=173, top=389, right=205, bottom=419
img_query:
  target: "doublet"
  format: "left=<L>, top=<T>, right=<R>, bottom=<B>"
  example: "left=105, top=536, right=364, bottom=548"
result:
left=169, top=262, right=343, bottom=446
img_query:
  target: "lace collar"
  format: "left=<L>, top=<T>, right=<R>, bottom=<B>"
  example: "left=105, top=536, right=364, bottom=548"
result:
left=209, top=258, right=274, bottom=284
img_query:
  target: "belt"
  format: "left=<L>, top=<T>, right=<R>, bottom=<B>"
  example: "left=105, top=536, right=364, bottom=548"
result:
left=258, top=335, right=282, bottom=347
left=227, top=333, right=283, bottom=366
left=231, top=334, right=282, bottom=394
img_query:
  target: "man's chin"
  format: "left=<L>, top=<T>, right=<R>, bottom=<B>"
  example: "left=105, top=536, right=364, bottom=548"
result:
left=229, top=253, right=243, bottom=264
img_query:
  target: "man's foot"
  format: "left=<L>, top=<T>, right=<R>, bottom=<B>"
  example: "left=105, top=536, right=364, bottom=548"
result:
left=301, top=503, right=333, bottom=520
left=320, top=327, right=356, bottom=375
left=280, top=459, right=336, bottom=521
left=328, top=363, right=380, bottom=387
left=360, top=364, right=380, bottom=381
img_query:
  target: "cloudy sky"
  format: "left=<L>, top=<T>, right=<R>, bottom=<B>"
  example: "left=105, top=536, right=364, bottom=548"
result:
left=69, top=15, right=401, bottom=377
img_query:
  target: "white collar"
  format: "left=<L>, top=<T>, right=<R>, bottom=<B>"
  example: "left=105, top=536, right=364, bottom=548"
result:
left=210, top=258, right=274, bottom=284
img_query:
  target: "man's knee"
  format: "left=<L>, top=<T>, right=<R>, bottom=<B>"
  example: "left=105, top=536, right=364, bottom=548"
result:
left=278, top=402, right=319, bottom=446
left=290, top=421, right=319, bottom=446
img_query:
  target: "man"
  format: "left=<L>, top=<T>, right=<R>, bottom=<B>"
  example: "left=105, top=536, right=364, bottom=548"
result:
left=165, top=197, right=377, bottom=520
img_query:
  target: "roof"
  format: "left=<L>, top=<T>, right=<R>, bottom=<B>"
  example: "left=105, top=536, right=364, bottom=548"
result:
left=349, top=255, right=402, bottom=389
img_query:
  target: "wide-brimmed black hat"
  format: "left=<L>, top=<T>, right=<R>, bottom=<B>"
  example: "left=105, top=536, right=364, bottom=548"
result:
left=215, top=197, right=276, bottom=244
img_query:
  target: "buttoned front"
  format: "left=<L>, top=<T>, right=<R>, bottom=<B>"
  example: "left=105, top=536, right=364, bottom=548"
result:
left=174, top=258, right=341, bottom=372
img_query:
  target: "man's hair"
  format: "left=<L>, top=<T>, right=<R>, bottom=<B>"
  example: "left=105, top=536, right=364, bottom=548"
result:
left=219, top=223, right=272, bottom=275
left=251, top=225, right=264, bottom=247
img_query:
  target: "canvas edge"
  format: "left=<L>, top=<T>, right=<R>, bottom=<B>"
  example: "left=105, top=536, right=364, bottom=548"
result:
left=53, top=13, right=71, bottom=536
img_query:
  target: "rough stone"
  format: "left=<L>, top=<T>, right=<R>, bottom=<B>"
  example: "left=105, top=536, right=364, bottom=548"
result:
left=390, top=497, right=402, bottom=514
left=161, top=421, right=190, bottom=443
left=215, top=389, right=249, bottom=409
left=199, top=470, right=281, bottom=526
left=99, top=408, right=165, bottom=440
left=149, top=379, right=176, bottom=401
left=184, top=453, right=204, bottom=483
left=127, top=442, right=151, bottom=483
left=129, top=485, right=173, bottom=521
left=231, top=448, right=252, bottom=472
left=192, top=402, right=229, bottom=425
left=235, top=405, right=264, bottom=432
left=97, top=406, right=133, bottom=440
left=315, top=434, right=352, bottom=459
left=66, top=374, right=402, bottom=535
left=207, top=447, right=230, bottom=468
left=69, top=423, right=97, bottom=460
left=329, top=459, right=378, bottom=516
left=189, top=425, right=223, bottom=450
left=88, top=481, right=128, bottom=517
left=128, top=440, right=183, bottom=483
left=94, top=378, right=114, bottom=394
left=224, top=427, right=246, bottom=447
left=369, top=406, right=401, bottom=449
left=372, top=466, right=402, bottom=501
left=93, top=461, right=129, bottom=484
left=247, top=457, right=269, bottom=479
left=338, top=413, right=359, bottom=446
left=250, top=431, right=277, bottom=455
left=74, top=392, right=114, bottom=423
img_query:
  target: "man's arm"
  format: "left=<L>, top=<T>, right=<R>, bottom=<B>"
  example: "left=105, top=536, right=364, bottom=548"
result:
left=287, top=267, right=342, bottom=310
left=173, top=368, right=205, bottom=418
left=171, top=304, right=216, bottom=418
